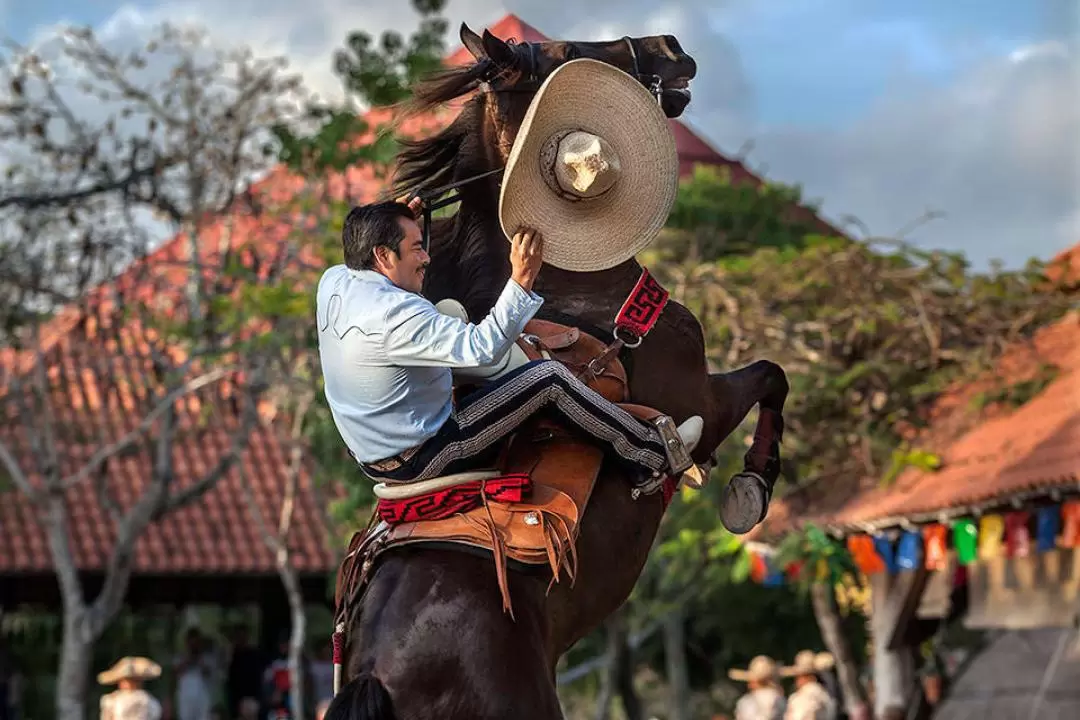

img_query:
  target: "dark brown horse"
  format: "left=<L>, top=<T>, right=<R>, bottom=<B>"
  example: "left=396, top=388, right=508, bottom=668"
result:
left=326, top=24, right=789, bottom=720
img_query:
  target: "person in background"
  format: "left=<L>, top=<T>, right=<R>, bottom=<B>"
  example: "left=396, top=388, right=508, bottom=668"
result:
left=262, top=632, right=296, bottom=719
left=98, top=656, right=163, bottom=720
left=225, top=625, right=263, bottom=720
left=307, top=642, right=334, bottom=711
left=174, top=628, right=220, bottom=720
left=729, top=656, right=786, bottom=720
left=781, top=651, right=838, bottom=720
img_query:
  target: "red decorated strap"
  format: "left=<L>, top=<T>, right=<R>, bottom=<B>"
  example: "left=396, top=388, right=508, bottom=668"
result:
left=661, top=475, right=678, bottom=508
left=614, top=268, right=669, bottom=340
left=331, top=629, right=344, bottom=664
left=376, top=473, right=532, bottom=525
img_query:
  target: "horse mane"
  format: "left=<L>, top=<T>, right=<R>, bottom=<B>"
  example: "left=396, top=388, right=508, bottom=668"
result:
left=377, top=57, right=516, bottom=316
left=388, top=59, right=496, bottom=198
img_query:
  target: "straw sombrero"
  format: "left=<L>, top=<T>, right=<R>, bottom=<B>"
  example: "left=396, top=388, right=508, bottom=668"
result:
left=728, top=655, right=780, bottom=683
left=779, top=650, right=836, bottom=677
left=97, top=656, right=162, bottom=685
left=498, top=58, right=679, bottom=272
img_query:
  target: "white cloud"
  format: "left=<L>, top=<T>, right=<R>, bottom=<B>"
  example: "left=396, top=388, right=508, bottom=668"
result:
left=744, top=40, right=1080, bottom=266
left=13, top=0, right=1080, bottom=269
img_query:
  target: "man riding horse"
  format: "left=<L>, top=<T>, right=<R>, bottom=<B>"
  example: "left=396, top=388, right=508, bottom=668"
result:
left=316, top=59, right=702, bottom=501
left=318, top=34, right=789, bottom=719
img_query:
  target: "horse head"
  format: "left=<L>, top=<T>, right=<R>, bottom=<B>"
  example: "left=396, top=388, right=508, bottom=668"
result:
left=456, top=23, right=697, bottom=120
left=394, top=23, right=698, bottom=319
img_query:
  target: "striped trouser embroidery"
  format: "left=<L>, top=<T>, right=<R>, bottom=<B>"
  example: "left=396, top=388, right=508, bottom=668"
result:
left=366, top=360, right=668, bottom=483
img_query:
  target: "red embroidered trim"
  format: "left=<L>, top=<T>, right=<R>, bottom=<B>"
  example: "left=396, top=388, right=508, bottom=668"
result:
left=376, top=473, right=532, bottom=525
left=614, top=268, right=669, bottom=339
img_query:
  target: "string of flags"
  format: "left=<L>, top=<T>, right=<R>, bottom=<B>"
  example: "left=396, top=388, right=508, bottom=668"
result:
left=747, top=498, right=1080, bottom=585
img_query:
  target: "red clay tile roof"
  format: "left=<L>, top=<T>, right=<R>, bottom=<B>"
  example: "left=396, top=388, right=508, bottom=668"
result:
left=0, top=306, right=335, bottom=575
left=1046, top=242, right=1080, bottom=290
left=758, top=308, right=1080, bottom=537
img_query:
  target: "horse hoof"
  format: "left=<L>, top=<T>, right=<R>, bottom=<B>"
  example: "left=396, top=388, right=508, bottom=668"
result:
left=720, top=471, right=769, bottom=534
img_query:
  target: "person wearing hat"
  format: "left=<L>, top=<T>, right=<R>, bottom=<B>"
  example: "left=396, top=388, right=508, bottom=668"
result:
left=729, top=655, right=786, bottom=720
left=98, top=656, right=163, bottom=720
left=781, top=650, right=837, bottom=720
left=316, top=57, right=702, bottom=491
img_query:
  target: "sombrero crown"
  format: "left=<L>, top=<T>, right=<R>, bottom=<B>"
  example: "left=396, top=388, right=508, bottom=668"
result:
left=498, top=58, right=679, bottom=272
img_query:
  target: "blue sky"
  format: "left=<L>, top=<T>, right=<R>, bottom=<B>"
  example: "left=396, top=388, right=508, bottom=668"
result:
left=4, top=0, right=1078, bottom=267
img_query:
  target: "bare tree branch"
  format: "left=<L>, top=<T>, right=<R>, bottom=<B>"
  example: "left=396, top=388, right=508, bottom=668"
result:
left=60, top=367, right=234, bottom=489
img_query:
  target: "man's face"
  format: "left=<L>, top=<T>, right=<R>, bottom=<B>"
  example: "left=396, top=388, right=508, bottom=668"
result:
left=374, top=216, right=429, bottom=294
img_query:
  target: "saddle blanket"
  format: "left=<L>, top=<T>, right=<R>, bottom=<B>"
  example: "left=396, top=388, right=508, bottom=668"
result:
left=376, top=473, right=531, bottom=524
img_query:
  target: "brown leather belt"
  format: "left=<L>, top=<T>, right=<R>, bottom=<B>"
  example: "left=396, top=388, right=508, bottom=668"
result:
left=362, top=443, right=422, bottom=473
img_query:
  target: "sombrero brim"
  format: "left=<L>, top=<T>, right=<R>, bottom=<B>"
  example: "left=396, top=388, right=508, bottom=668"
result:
left=728, top=667, right=777, bottom=682
left=779, top=652, right=835, bottom=676
left=499, top=58, right=679, bottom=272
left=97, top=657, right=162, bottom=685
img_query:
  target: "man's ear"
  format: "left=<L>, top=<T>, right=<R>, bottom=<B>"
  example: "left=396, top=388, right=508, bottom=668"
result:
left=371, top=245, right=392, bottom=271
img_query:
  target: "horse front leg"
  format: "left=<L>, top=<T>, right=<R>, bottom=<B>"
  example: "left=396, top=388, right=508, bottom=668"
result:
left=707, top=360, right=790, bottom=534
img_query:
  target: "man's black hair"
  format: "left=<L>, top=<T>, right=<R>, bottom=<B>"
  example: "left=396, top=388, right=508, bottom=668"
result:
left=341, top=200, right=417, bottom=270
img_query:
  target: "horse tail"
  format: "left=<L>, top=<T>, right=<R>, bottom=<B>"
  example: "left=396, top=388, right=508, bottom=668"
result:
left=324, top=674, right=396, bottom=720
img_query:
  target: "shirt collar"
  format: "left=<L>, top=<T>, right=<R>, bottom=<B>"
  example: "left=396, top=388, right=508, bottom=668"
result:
left=347, top=267, right=395, bottom=287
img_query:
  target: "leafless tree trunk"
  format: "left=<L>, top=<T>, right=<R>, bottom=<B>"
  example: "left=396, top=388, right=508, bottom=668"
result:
left=594, top=609, right=642, bottom=720
left=243, top=393, right=314, bottom=720
left=811, top=582, right=871, bottom=720
left=869, top=573, right=916, bottom=718
left=662, top=605, right=691, bottom=720
left=0, top=23, right=307, bottom=720
left=1, top=352, right=262, bottom=720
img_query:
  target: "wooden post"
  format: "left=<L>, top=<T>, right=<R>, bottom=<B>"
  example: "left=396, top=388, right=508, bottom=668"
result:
left=869, top=572, right=916, bottom=717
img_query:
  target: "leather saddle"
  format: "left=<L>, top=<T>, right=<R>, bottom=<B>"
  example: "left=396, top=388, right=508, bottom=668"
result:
left=334, top=303, right=698, bottom=620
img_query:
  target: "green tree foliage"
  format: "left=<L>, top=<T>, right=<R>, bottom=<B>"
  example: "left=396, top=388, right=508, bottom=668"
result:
left=333, top=0, right=449, bottom=107
left=657, top=164, right=824, bottom=263
left=615, top=161, right=1073, bottom=699
left=648, top=165, right=1075, bottom=491
left=273, top=0, right=448, bottom=176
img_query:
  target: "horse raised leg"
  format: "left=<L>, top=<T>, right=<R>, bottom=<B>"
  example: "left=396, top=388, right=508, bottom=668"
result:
left=709, top=360, right=789, bottom=533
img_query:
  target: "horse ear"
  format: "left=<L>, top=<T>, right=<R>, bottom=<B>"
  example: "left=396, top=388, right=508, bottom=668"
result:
left=459, top=23, right=486, bottom=60
left=481, top=28, right=517, bottom=69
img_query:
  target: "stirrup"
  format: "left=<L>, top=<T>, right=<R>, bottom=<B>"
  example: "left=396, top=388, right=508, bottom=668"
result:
left=652, top=415, right=702, bottom=476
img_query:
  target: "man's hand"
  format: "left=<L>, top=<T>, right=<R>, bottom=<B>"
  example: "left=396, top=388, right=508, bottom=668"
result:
left=509, top=227, right=544, bottom=292
left=397, top=194, right=423, bottom=219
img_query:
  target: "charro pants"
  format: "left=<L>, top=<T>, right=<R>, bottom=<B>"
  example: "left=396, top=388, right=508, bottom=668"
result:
left=361, top=359, right=668, bottom=482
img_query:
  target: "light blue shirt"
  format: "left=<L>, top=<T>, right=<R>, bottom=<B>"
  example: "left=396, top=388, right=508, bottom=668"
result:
left=315, top=265, right=544, bottom=463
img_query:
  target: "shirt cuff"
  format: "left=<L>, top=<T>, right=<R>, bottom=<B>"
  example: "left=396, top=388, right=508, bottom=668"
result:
left=506, top=278, right=544, bottom=308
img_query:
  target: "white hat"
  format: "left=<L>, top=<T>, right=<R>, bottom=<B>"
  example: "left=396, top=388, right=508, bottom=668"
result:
left=97, top=656, right=162, bottom=685
left=780, top=650, right=836, bottom=677
left=498, top=58, right=679, bottom=272
left=728, top=655, right=780, bottom=683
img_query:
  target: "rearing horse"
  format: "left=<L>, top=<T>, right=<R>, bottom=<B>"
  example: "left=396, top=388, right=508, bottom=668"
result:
left=327, top=24, right=789, bottom=720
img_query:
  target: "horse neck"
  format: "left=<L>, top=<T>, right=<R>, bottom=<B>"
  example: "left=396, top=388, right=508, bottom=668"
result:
left=532, top=261, right=646, bottom=331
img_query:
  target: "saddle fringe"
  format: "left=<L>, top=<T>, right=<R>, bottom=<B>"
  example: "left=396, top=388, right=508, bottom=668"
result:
left=461, top=487, right=579, bottom=619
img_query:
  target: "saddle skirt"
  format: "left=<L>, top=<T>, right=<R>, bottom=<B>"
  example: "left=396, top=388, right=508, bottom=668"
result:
left=334, top=318, right=666, bottom=622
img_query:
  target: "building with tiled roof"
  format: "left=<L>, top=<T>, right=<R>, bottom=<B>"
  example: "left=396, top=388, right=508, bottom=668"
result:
left=757, top=293, right=1080, bottom=539
left=0, top=13, right=835, bottom=608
